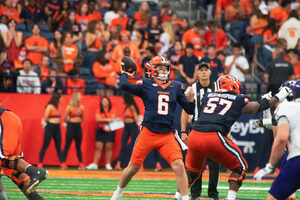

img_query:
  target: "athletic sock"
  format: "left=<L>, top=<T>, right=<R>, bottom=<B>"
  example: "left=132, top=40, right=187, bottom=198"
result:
left=181, top=194, right=189, bottom=200
left=174, top=191, right=181, bottom=199
left=227, top=190, right=237, bottom=200
left=111, top=186, right=124, bottom=200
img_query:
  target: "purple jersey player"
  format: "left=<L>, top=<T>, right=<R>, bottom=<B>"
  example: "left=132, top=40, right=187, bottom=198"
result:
left=254, top=80, right=300, bottom=200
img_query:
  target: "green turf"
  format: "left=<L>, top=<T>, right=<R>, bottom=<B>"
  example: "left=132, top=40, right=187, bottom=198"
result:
left=2, top=175, right=299, bottom=199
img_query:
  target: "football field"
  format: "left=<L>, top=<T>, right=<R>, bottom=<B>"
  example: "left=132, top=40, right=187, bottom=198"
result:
left=2, top=169, right=299, bottom=199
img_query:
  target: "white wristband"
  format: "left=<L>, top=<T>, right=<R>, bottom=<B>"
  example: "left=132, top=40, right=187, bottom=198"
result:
left=275, top=87, right=291, bottom=102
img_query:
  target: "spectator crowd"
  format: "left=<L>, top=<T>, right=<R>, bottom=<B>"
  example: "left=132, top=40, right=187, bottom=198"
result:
left=0, top=0, right=299, bottom=96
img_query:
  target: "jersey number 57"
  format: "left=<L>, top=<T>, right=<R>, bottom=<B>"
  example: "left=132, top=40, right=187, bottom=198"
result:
left=203, top=97, right=233, bottom=115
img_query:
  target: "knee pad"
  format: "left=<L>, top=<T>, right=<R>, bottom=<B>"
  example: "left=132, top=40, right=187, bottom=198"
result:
left=186, top=168, right=200, bottom=187
left=1, top=155, right=23, bottom=170
left=228, top=168, right=245, bottom=187
left=9, top=171, right=30, bottom=190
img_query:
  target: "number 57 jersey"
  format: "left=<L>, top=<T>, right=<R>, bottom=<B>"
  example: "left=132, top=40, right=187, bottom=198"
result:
left=192, top=92, right=249, bottom=136
left=120, top=73, right=195, bottom=134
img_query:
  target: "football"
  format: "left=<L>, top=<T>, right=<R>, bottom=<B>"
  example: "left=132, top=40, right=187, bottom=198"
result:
left=121, top=56, right=137, bottom=74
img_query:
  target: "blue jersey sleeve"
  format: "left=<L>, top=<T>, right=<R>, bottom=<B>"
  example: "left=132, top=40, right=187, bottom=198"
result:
left=120, top=73, right=143, bottom=97
left=176, top=83, right=195, bottom=115
left=236, top=94, right=249, bottom=111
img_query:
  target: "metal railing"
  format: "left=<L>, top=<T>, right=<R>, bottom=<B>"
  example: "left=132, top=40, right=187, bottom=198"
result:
left=0, top=74, right=116, bottom=95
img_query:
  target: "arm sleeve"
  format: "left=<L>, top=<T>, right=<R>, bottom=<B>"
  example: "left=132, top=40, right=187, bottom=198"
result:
left=238, top=94, right=250, bottom=109
left=277, top=116, right=289, bottom=125
left=274, top=103, right=290, bottom=122
left=176, top=84, right=195, bottom=115
left=120, top=73, right=143, bottom=97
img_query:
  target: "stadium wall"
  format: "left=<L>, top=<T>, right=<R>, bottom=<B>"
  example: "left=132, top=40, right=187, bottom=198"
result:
left=0, top=93, right=144, bottom=167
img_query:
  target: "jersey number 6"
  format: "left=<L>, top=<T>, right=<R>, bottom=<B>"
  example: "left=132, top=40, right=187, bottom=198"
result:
left=203, top=97, right=233, bottom=115
left=158, top=95, right=169, bottom=115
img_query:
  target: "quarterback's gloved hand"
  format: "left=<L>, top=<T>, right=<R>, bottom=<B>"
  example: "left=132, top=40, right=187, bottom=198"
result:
left=275, top=86, right=292, bottom=102
left=254, top=163, right=274, bottom=183
left=262, top=91, right=272, bottom=101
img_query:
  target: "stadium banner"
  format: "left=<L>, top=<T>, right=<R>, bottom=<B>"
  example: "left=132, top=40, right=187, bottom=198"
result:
left=0, top=93, right=144, bottom=167
left=0, top=94, right=266, bottom=170
left=230, top=112, right=269, bottom=171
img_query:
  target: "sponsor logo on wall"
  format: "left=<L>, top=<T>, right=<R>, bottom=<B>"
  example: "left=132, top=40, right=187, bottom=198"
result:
left=231, top=119, right=264, bottom=154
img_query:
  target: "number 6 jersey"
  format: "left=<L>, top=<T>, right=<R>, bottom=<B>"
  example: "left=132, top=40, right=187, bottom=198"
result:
left=192, top=91, right=249, bottom=136
left=120, top=73, right=195, bottom=133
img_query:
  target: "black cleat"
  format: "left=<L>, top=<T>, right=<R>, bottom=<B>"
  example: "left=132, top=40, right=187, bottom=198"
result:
left=28, top=191, right=45, bottom=200
left=26, top=168, right=49, bottom=194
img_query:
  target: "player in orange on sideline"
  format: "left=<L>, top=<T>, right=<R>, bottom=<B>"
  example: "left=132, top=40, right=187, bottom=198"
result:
left=0, top=108, right=48, bottom=199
